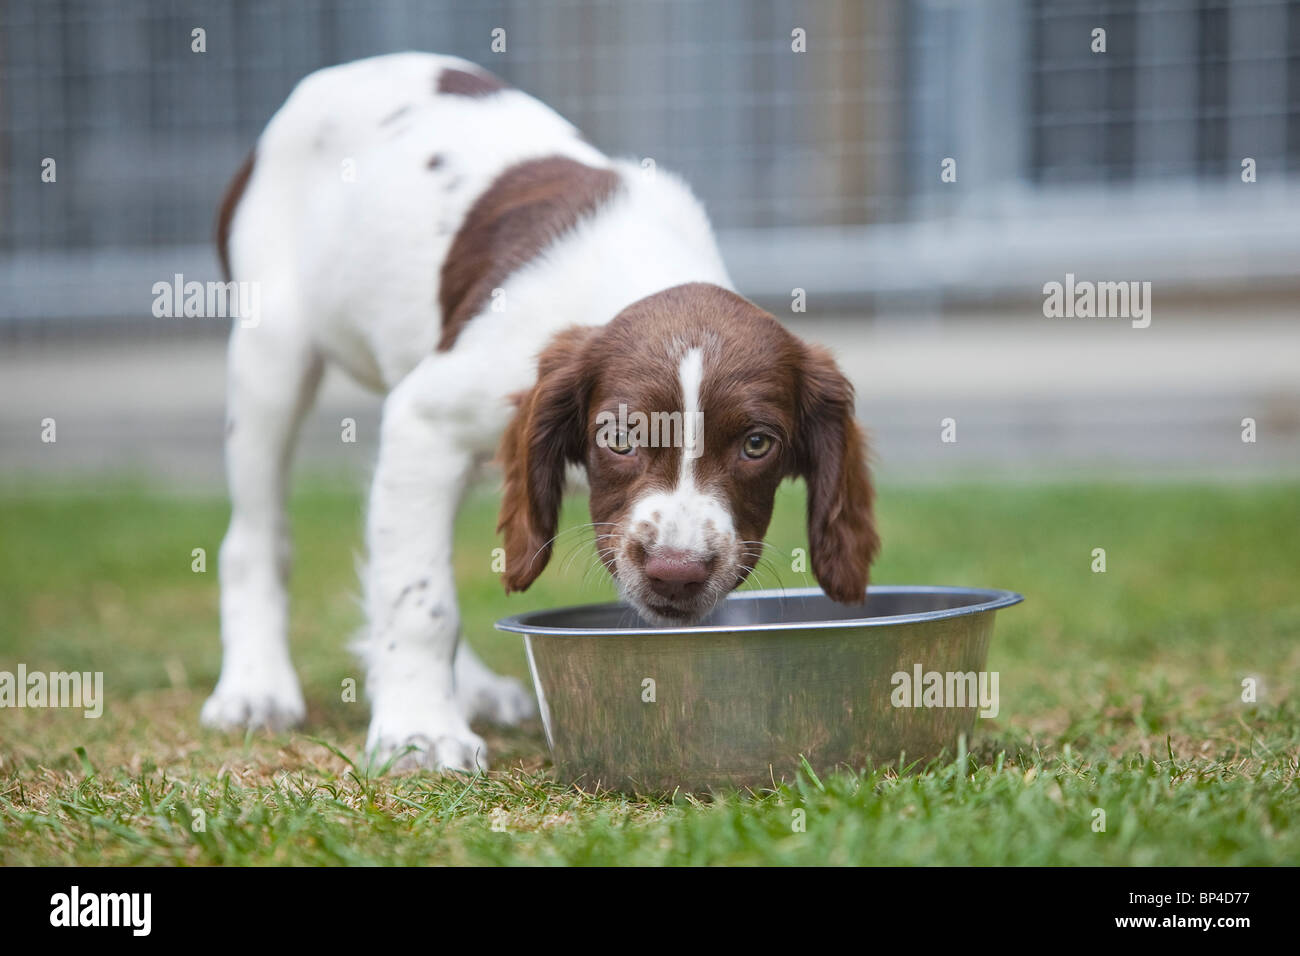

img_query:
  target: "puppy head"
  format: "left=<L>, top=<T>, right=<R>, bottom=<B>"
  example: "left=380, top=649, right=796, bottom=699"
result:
left=498, top=282, right=879, bottom=623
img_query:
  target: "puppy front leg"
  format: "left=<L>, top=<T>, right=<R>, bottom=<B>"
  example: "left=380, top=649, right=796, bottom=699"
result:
left=202, top=322, right=322, bottom=731
left=362, top=379, right=486, bottom=772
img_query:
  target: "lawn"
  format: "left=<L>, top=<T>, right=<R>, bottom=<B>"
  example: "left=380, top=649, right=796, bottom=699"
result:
left=0, top=479, right=1297, bottom=865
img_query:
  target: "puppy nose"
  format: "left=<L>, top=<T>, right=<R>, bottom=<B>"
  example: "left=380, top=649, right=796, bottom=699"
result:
left=644, top=550, right=711, bottom=600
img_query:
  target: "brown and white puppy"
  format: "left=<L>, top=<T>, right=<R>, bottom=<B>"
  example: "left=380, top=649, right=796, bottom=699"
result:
left=203, top=53, right=878, bottom=771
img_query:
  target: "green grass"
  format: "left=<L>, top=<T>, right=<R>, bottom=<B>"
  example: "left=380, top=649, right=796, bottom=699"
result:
left=0, top=480, right=1297, bottom=865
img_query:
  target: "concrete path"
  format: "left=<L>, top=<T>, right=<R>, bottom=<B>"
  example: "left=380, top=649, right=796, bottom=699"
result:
left=1, top=309, right=1296, bottom=489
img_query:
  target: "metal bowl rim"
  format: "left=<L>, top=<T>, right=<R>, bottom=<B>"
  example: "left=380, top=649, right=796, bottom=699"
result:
left=494, top=584, right=1024, bottom=637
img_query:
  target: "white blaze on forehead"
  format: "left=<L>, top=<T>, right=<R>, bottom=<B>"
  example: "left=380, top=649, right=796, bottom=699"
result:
left=677, top=347, right=704, bottom=488
left=623, top=345, right=732, bottom=560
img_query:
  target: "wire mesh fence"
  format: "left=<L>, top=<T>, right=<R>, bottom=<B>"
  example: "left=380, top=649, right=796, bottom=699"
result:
left=2, top=0, right=1298, bottom=326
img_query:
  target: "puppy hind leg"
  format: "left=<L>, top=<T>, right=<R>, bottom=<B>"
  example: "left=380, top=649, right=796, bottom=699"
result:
left=454, top=640, right=537, bottom=726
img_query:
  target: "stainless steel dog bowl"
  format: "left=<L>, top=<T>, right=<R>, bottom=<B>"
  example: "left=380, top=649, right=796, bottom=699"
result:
left=496, top=585, right=1022, bottom=792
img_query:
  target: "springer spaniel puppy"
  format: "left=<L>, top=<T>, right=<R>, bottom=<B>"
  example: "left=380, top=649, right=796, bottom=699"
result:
left=203, top=52, right=879, bottom=770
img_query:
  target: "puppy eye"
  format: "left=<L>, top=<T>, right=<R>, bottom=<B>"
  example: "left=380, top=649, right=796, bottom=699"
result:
left=741, top=432, right=774, bottom=460
left=608, top=433, right=635, bottom=456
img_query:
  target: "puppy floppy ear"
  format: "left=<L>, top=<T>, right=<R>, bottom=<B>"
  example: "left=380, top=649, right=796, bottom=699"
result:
left=793, top=343, right=880, bottom=604
left=497, top=326, right=599, bottom=593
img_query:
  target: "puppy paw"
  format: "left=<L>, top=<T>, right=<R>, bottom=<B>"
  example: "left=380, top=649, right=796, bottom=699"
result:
left=367, top=714, right=488, bottom=773
left=200, top=673, right=305, bottom=732
left=459, top=672, right=537, bottom=726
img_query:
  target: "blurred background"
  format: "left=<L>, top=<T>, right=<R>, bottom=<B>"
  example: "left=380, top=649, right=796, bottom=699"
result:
left=1, top=0, right=1297, bottom=485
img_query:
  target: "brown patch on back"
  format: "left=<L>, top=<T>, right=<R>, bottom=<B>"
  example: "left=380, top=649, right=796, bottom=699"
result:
left=436, top=66, right=508, bottom=97
left=437, top=156, right=622, bottom=350
left=215, top=149, right=256, bottom=281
